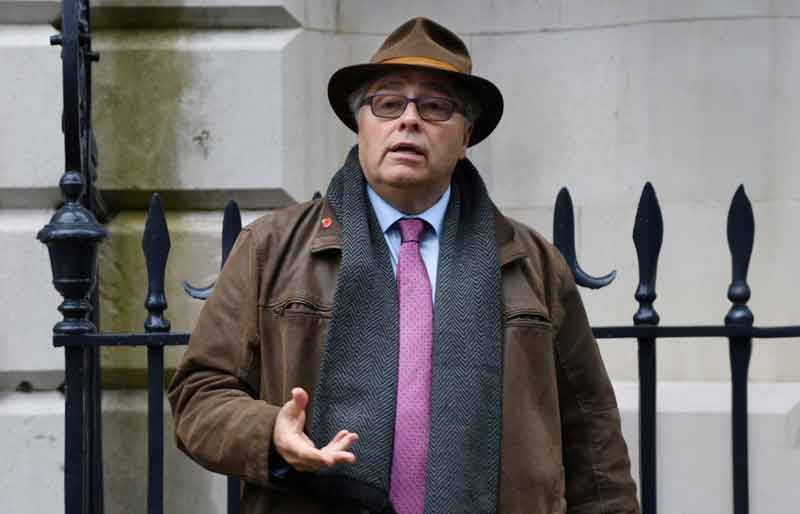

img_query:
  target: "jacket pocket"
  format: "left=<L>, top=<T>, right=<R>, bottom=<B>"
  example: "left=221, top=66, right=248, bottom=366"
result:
left=268, top=297, right=332, bottom=319
left=260, top=298, right=331, bottom=402
left=503, top=307, right=553, bottom=330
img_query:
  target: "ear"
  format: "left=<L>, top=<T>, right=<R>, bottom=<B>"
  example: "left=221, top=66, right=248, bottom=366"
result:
left=459, top=124, right=473, bottom=159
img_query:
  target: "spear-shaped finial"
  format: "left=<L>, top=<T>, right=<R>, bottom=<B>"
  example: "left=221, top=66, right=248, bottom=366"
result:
left=633, top=183, right=663, bottom=325
left=143, top=193, right=171, bottom=333
left=725, top=185, right=755, bottom=326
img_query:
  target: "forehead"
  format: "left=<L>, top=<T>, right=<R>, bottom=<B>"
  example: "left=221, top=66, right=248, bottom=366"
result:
left=366, top=69, right=455, bottom=95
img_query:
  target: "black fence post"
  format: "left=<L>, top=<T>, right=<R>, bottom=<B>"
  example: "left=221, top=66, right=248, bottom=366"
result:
left=39, top=1, right=106, bottom=514
left=143, top=194, right=172, bottom=514
left=725, top=185, right=755, bottom=514
left=36, top=133, right=107, bottom=514
left=632, top=183, right=663, bottom=514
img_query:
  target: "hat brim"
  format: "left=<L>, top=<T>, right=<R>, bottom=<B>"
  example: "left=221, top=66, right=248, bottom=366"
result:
left=328, top=63, right=503, bottom=147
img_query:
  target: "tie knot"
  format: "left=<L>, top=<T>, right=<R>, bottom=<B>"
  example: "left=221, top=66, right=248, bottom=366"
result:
left=397, top=218, right=426, bottom=243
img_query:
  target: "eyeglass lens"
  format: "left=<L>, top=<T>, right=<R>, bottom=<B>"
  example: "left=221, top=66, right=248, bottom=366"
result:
left=370, top=95, right=455, bottom=121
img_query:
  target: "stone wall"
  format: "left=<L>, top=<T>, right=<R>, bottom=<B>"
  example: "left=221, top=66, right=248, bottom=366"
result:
left=2, top=1, right=799, bottom=512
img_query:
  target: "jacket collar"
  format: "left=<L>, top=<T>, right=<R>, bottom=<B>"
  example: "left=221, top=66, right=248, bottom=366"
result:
left=310, top=200, right=342, bottom=253
left=493, top=205, right=526, bottom=267
left=311, top=199, right=526, bottom=267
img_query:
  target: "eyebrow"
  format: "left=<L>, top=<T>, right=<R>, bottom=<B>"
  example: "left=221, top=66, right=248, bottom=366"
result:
left=371, top=79, right=453, bottom=97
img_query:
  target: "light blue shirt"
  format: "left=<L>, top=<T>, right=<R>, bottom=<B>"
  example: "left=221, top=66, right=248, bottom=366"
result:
left=366, top=184, right=450, bottom=301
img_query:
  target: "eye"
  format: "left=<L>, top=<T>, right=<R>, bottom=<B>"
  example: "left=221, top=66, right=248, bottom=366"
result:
left=374, top=95, right=405, bottom=113
left=419, top=97, right=453, bottom=118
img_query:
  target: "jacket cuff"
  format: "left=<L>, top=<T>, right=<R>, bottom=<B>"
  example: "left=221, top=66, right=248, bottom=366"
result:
left=244, top=401, right=281, bottom=486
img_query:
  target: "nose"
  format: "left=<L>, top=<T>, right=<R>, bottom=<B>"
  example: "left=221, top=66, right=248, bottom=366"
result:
left=397, top=99, right=422, bottom=129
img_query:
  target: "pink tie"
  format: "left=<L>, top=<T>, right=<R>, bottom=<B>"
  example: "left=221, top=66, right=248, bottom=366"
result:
left=390, top=218, right=433, bottom=514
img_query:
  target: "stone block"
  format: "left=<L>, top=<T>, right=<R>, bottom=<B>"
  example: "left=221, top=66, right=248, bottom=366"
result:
left=0, top=391, right=228, bottom=514
left=0, top=392, right=64, bottom=513
left=0, top=1, right=59, bottom=25
left=91, top=28, right=301, bottom=204
left=97, top=209, right=267, bottom=375
left=0, top=1, right=320, bottom=30
left=0, top=25, right=64, bottom=192
left=332, top=0, right=799, bottom=35
left=336, top=0, right=562, bottom=35
left=298, top=0, right=337, bottom=31
left=744, top=199, right=800, bottom=383
left=771, top=19, right=800, bottom=197
left=773, top=0, right=800, bottom=16
left=102, top=391, right=227, bottom=514
left=88, top=0, right=302, bottom=29
left=498, top=205, right=555, bottom=242
left=468, top=18, right=797, bottom=209
left=282, top=29, right=374, bottom=201
left=560, top=0, right=773, bottom=28
left=615, top=382, right=800, bottom=514
left=0, top=209, right=64, bottom=389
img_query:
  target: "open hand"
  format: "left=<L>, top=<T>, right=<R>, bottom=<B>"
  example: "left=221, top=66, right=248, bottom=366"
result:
left=272, top=387, right=359, bottom=472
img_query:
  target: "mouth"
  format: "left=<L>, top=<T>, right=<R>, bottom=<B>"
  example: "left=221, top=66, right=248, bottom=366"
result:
left=387, top=142, right=426, bottom=158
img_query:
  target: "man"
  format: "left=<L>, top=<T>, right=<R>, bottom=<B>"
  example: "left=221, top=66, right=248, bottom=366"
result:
left=169, top=17, right=640, bottom=514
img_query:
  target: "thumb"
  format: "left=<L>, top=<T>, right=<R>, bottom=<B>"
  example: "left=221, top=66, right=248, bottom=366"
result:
left=285, top=387, right=309, bottom=418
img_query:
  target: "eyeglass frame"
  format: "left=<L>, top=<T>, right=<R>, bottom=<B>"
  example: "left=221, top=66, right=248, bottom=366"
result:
left=360, top=94, right=465, bottom=122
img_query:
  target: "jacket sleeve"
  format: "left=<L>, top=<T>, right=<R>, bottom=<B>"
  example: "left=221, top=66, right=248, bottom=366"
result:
left=552, top=254, right=641, bottom=514
left=167, top=227, right=279, bottom=486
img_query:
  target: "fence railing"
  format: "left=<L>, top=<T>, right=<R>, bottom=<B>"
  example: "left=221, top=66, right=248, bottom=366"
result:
left=45, top=181, right=800, bottom=514
left=49, top=193, right=243, bottom=514
left=36, top=1, right=800, bottom=514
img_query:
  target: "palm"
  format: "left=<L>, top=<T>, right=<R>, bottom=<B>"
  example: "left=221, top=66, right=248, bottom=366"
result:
left=273, top=387, right=359, bottom=472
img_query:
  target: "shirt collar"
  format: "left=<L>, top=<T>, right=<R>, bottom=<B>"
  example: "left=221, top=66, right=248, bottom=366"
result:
left=312, top=195, right=525, bottom=267
left=367, top=184, right=451, bottom=236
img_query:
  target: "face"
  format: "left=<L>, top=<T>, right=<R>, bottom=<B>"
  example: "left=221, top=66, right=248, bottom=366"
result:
left=356, top=69, right=472, bottom=212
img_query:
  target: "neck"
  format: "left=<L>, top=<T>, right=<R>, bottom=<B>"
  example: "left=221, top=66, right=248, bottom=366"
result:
left=369, top=182, right=448, bottom=214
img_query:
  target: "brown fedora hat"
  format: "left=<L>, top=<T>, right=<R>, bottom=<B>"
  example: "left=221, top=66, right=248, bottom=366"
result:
left=328, top=17, right=503, bottom=147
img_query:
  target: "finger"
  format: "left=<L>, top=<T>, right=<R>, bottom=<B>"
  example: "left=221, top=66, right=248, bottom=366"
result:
left=321, top=449, right=357, bottom=466
left=331, top=430, right=351, bottom=444
left=295, top=445, right=334, bottom=470
left=292, top=387, right=308, bottom=410
left=283, top=387, right=308, bottom=418
left=289, top=443, right=357, bottom=471
left=287, top=455, right=320, bottom=473
left=324, top=432, right=359, bottom=452
left=296, top=440, right=359, bottom=470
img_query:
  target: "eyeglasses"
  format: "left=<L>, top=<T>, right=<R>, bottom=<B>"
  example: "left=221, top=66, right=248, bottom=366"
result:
left=362, top=94, right=462, bottom=122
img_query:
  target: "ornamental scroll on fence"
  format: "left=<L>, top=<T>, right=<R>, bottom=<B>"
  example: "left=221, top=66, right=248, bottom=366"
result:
left=36, top=1, right=800, bottom=514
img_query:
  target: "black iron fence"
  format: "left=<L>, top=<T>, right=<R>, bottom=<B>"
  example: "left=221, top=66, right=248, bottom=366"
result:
left=48, top=194, right=244, bottom=514
left=37, top=1, right=800, bottom=514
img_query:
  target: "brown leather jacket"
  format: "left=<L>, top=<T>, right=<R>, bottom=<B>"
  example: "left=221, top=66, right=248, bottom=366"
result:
left=168, top=198, right=640, bottom=514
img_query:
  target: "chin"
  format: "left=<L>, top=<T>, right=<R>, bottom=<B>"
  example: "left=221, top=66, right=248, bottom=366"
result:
left=381, top=165, right=430, bottom=184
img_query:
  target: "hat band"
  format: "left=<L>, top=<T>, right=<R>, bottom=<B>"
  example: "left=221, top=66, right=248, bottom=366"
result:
left=378, top=56, right=460, bottom=73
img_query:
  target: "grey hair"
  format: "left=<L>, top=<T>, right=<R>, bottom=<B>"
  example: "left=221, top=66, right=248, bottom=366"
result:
left=348, top=75, right=481, bottom=129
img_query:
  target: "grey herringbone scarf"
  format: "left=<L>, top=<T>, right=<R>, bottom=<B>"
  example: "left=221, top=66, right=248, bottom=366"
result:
left=309, top=146, right=503, bottom=514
